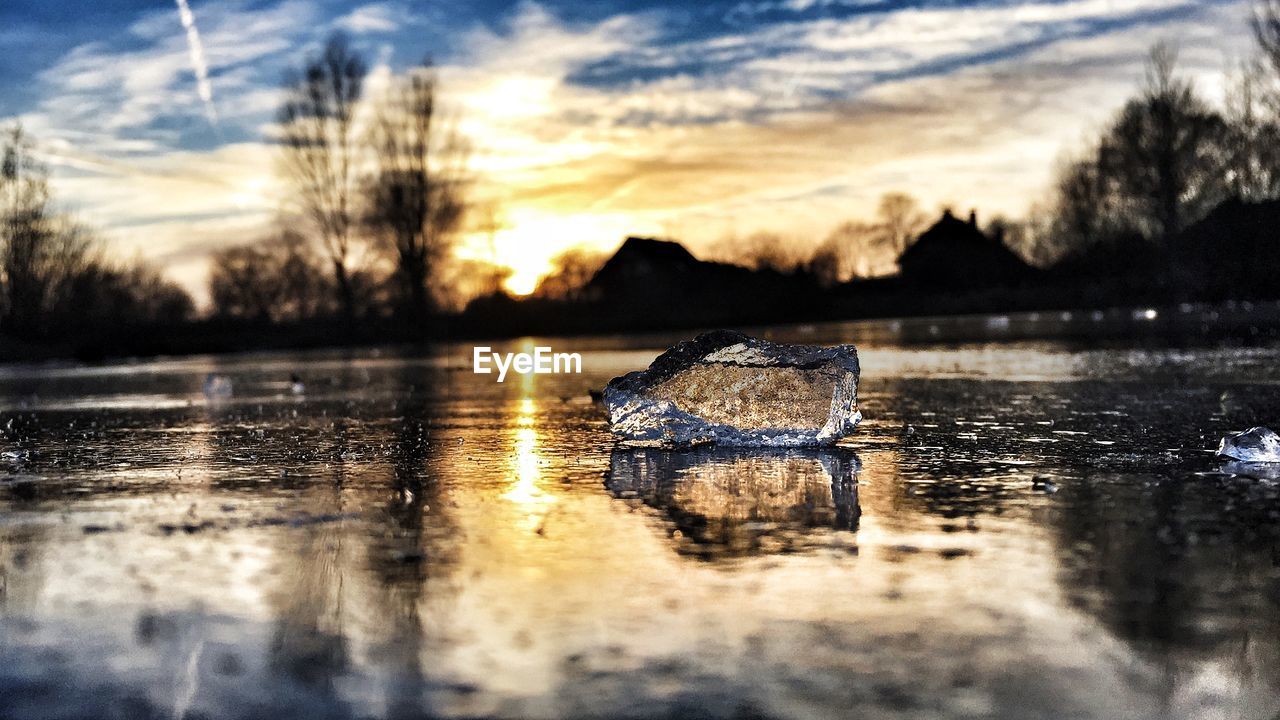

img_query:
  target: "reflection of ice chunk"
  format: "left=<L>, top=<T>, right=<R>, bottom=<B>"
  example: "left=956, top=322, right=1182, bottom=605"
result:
left=603, top=330, right=861, bottom=447
left=1217, top=426, right=1280, bottom=462
left=606, top=447, right=860, bottom=556
left=1221, top=461, right=1280, bottom=481
left=203, top=373, right=233, bottom=400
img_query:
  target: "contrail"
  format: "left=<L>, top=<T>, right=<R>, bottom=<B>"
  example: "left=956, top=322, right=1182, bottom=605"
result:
left=175, top=0, right=219, bottom=129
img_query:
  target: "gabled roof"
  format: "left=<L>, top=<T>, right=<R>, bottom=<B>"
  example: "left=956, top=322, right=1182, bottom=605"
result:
left=591, top=237, right=699, bottom=278
left=897, top=211, right=1035, bottom=287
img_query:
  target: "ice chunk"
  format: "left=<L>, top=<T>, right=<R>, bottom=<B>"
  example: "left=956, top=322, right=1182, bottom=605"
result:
left=603, top=330, right=861, bottom=447
left=1217, top=426, right=1280, bottom=462
left=203, top=373, right=233, bottom=400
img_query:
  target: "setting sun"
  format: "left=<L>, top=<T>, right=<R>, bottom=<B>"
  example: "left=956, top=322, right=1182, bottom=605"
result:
left=464, top=208, right=659, bottom=297
left=505, top=267, right=542, bottom=296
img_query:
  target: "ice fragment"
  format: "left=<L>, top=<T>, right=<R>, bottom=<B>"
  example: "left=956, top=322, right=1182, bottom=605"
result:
left=203, top=373, right=233, bottom=400
left=1216, top=426, right=1280, bottom=462
left=603, top=330, right=861, bottom=447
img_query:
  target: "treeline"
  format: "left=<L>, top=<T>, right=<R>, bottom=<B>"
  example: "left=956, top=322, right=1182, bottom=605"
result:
left=2, top=32, right=487, bottom=358
left=0, top=125, right=193, bottom=355
left=1036, top=42, right=1280, bottom=267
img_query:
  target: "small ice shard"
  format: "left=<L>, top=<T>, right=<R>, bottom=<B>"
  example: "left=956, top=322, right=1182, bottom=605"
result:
left=1217, top=426, right=1280, bottom=462
left=203, top=373, right=233, bottom=400
left=603, top=330, right=861, bottom=447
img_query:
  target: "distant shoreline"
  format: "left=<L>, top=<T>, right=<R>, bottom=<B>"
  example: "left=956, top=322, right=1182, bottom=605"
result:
left=4, top=298, right=1278, bottom=368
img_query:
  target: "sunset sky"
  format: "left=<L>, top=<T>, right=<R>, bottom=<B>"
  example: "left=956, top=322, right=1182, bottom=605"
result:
left=0, top=0, right=1255, bottom=303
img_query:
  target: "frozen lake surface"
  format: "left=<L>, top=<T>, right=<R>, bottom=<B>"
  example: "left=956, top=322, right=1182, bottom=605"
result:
left=3, top=309, right=1280, bottom=719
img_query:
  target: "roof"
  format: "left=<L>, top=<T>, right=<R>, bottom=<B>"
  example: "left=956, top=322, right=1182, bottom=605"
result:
left=897, top=211, right=1035, bottom=287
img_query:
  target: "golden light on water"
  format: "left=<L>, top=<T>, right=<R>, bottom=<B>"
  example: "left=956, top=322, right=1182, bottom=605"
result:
left=503, top=395, right=556, bottom=529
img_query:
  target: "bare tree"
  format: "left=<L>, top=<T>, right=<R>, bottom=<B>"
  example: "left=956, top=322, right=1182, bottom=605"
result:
left=1253, top=0, right=1280, bottom=80
left=471, top=201, right=511, bottom=296
left=875, top=192, right=927, bottom=255
left=803, top=239, right=844, bottom=288
left=999, top=200, right=1060, bottom=268
left=209, top=244, right=282, bottom=321
left=209, top=228, right=332, bottom=322
left=1097, top=44, right=1231, bottom=241
left=1, top=124, right=194, bottom=339
left=64, top=259, right=194, bottom=329
left=1045, top=44, right=1233, bottom=258
left=1051, top=155, right=1122, bottom=254
left=710, top=231, right=807, bottom=273
left=1224, top=57, right=1280, bottom=201
left=366, top=59, right=469, bottom=320
left=822, top=220, right=895, bottom=278
left=278, top=32, right=367, bottom=323
left=0, top=124, right=94, bottom=338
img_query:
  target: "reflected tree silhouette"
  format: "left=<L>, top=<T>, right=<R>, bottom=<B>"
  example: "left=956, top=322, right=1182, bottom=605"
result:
left=1049, top=472, right=1280, bottom=708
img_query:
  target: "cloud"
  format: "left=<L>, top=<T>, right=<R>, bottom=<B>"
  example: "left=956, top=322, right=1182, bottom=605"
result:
left=442, top=0, right=1251, bottom=265
left=335, top=3, right=408, bottom=33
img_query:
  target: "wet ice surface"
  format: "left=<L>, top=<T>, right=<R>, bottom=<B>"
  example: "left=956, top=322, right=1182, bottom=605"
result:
left=3, top=316, right=1280, bottom=719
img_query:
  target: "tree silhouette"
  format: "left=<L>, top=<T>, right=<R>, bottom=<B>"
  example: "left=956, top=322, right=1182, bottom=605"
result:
left=1097, top=44, right=1231, bottom=241
left=1, top=125, right=93, bottom=338
left=875, top=191, right=926, bottom=255
left=712, top=231, right=806, bottom=273
left=366, top=59, right=469, bottom=322
left=1047, top=44, right=1233, bottom=258
left=1, top=124, right=193, bottom=343
left=278, top=32, right=367, bottom=324
left=209, top=229, right=333, bottom=322
left=1223, top=58, right=1280, bottom=201
left=1253, top=0, right=1280, bottom=80
left=803, top=239, right=844, bottom=288
left=534, top=247, right=606, bottom=300
left=815, top=221, right=879, bottom=281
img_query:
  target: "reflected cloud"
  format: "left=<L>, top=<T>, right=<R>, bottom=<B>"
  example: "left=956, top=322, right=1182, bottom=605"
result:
left=606, top=446, right=860, bottom=557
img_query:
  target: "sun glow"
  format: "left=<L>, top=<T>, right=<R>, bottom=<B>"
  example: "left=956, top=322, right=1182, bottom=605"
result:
left=461, top=208, right=661, bottom=297
left=505, top=265, right=543, bottom=296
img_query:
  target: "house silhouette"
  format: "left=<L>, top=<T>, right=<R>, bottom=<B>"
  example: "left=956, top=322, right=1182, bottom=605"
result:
left=580, top=236, right=820, bottom=327
left=897, top=210, right=1036, bottom=289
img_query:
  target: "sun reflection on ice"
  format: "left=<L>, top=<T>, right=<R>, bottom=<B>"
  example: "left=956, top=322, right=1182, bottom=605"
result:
left=502, top=395, right=556, bottom=531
